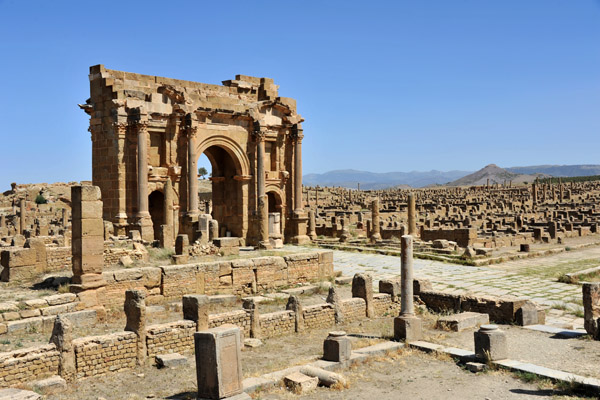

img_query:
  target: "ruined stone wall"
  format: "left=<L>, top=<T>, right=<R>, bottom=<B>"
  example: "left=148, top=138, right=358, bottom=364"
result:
left=340, top=298, right=366, bottom=322
left=46, top=246, right=72, bottom=271
left=208, top=310, right=251, bottom=337
left=103, top=247, right=147, bottom=266
left=146, top=320, right=195, bottom=358
left=421, top=228, right=477, bottom=247
left=418, top=290, right=528, bottom=323
left=102, top=267, right=162, bottom=308
left=259, top=310, right=295, bottom=338
left=73, top=332, right=137, bottom=378
left=0, top=344, right=60, bottom=387
left=302, top=304, right=335, bottom=330
left=373, top=293, right=398, bottom=317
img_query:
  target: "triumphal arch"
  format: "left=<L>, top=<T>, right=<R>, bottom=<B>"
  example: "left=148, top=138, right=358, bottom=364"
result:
left=80, top=65, right=309, bottom=247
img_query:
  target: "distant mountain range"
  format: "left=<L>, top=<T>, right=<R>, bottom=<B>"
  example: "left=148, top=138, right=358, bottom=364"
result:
left=446, top=164, right=544, bottom=187
left=303, top=169, right=472, bottom=189
left=304, top=164, right=600, bottom=189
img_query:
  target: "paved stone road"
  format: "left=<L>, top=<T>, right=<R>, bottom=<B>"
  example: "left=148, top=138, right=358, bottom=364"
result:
left=298, top=245, right=600, bottom=329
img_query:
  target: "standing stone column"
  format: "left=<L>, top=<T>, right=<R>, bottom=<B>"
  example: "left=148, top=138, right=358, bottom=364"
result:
left=183, top=294, right=209, bottom=332
left=308, top=210, right=317, bottom=240
left=187, top=119, right=199, bottom=216
left=327, top=286, right=344, bottom=324
left=286, top=295, right=305, bottom=333
left=290, top=124, right=310, bottom=244
left=394, top=235, right=422, bottom=342
left=50, top=315, right=75, bottom=382
left=408, top=193, right=417, bottom=236
left=352, top=273, right=374, bottom=318
left=124, top=289, right=146, bottom=366
left=160, top=178, right=175, bottom=249
left=370, top=199, right=381, bottom=243
left=113, top=121, right=129, bottom=236
left=135, top=117, right=154, bottom=242
left=70, top=185, right=106, bottom=311
left=255, top=126, right=271, bottom=249
left=61, top=208, right=68, bottom=228
left=243, top=298, right=261, bottom=338
left=19, top=199, right=25, bottom=234
left=0, top=214, right=5, bottom=230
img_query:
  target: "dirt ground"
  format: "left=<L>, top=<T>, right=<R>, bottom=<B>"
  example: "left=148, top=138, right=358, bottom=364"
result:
left=45, top=310, right=600, bottom=400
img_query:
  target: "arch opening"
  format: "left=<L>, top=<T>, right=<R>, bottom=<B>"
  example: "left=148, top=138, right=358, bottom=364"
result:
left=148, top=190, right=164, bottom=241
left=198, top=145, right=244, bottom=237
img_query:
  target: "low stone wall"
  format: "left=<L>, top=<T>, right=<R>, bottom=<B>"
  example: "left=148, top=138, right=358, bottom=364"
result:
left=46, top=246, right=71, bottom=271
left=102, top=267, right=162, bottom=308
left=302, top=303, right=335, bottom=330
left=259, top=310, right=295, bottom=338
left=0, top=294, right=87, bottom=335
left=340, top=298, right=366, bottom=322
left=103, top=246, right=146, bottom=266
left=73, top=332, right=137, bottom=379
left=158, top=251, right=334, bottom=301
left=0, top=344, right=60, bottom=387
left=419, top=290, right=528, bottom=323
left=146, top=320, right=196, bottom=358
left=208, top=310, right=251, bottom=337
left=373, top=293, right=398, bottom=317
left=422, top=228, right=477, bottom=247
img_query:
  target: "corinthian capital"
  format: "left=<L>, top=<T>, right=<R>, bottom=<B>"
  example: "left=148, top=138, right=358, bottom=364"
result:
left=290, top=124, right=304, bottom=142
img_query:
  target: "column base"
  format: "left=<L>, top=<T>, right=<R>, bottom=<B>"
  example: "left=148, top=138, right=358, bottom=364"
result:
left=136, top=213, right=154, bottom=242
left=183, top=213, right=199, bottom=243
left=291, top=210, right=310, bottom=244
left=258, top=240, right=273, bottom=250
left=394, top=314, right=422, bottom=342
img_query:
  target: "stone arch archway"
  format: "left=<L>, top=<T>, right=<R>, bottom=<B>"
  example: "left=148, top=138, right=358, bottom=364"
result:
left=197, top=141, right=249, bottom=239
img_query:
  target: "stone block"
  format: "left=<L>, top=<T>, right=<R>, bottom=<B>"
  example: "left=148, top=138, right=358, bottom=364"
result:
left=394, top=315, right=423, bottom=342
left=71, top=185, right=101, bottom=203
left=436, top=312, right=489, bottom=332
left=45, top=293, right=77, bottom=306
left=465, top=362, right=487, bottom=373
left=474, top=325, right=507, bottom=361
left=516, top=302, right=539, bottom=326
left=156, top=353, right=188, bottom=368
left=72, top=218, right=104, bottom=238
left=379, top=279, right=400, bottom=301
left=0, top=388, right=41, bottom=400
left=284, top=372, right=318, bottom=394
left=323, top=331, right=351, bottom=364
left=30, top=376, right=67, bottom=395
left=583, top=283, right=600, bottom=339
left=195, top=325, right=243, bottom=399
left=71, top=200, right=103, bottom=220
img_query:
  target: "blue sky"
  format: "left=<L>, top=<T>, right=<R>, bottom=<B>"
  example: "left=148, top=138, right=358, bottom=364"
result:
left=1, top=0, right=599, bottom=189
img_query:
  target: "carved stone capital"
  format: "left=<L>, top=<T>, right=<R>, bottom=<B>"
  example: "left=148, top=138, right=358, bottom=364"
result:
left=113, top=122, right=129, bottom=138
left=290, top=124, right=304, bottom=142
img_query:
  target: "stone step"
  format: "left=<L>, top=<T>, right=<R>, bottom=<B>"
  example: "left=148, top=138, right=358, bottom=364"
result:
left=436, top=312, right=489, bottom=332
left=155, top=352, right=188, bottom=368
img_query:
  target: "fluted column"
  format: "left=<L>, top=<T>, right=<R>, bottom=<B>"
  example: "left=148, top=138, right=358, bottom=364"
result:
left=136, top=120, right=149, bottom=218
left=134, top=116, right=153, bottom=242
left=293, top=128, right=304, bottom=212
left=113, top=121, right=128, bottom=235
left=254, top=125, right=270, bottom=248
left=187, top=119, right=199, bottom=215
left=290, top=124, right=310, bottom=244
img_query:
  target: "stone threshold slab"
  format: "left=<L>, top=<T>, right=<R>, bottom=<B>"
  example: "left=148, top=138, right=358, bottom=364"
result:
left=407, top=340, right=600, bottom=393
left=523, top=324, right=587, bottom=338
